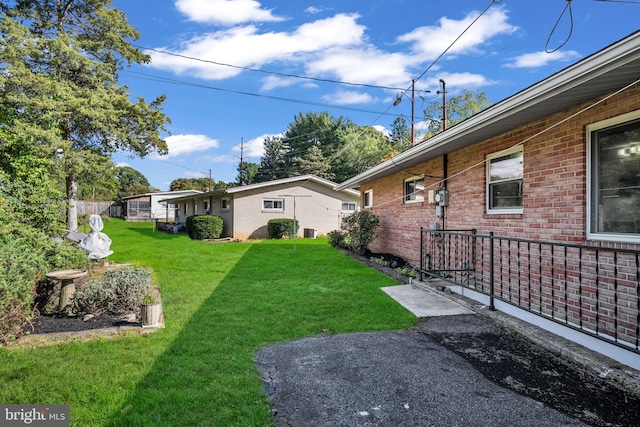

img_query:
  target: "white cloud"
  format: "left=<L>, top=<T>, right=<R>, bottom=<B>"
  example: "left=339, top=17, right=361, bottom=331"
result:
left=163, top=134, right=220, bottom=158
left=305, top=6, right=324, bottom=14
left=235, top=133, right=281, bottom=159
left=307, top=47, right=413, bottom=88
left=322, top=90, right=373, bottom=105
left=175, top=0, right=285, bottom=25
left=504, top=50, right=581, bottom=68
left=147, top=13, right=366, bottom=80
left=397, top=7, right=517, bottom=60
left=261, top=75, right=299, bottom=91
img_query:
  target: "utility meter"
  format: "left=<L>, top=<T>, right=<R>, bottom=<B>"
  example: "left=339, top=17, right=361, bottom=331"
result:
left=435, top=190, right=449, bottom=206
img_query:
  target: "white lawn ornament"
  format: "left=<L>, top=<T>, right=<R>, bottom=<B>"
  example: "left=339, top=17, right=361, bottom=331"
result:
left=78, top=214, right=114, bottom=259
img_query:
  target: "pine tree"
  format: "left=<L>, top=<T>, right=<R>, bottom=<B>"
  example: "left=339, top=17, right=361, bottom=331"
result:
left=0, top=1, right=170, bottom=231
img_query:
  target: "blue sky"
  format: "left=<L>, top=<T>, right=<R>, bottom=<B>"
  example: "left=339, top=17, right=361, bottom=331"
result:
left=110, top=0, right=640, bottom=191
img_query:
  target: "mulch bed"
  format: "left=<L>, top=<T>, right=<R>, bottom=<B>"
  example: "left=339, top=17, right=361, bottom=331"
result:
left=25, top=313, right=139, bottom=335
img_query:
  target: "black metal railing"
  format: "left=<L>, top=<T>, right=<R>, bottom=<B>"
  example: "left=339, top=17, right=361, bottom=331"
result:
left=419, top=228, right=640, bottom=354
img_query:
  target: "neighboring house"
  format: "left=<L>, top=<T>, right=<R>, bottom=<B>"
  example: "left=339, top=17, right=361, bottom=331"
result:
left=165, top=175, right=360, bottom=240
left=121, top=190, right=202, bottom=222
left=336, top=31, right=640, bottom=369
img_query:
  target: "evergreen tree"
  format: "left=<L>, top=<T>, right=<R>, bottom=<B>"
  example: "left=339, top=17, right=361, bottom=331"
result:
left=256, top=136, right=287, bottom=182
left=297, top=145, right=334, bottom=180
left=236, top=162, right=259, bottom=185
left=0, top=1, right=170, bottom=231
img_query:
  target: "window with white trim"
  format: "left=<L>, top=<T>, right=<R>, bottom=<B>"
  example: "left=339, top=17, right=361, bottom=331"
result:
left=587, top=111, right=640, bottom=242
left=341, top=201, right=357, bottom=212
left=486, top=147, right=523, bottom=213
left=203, top=200, right=210, bottom=213
left=221, top=198, right=230, bottom=211
left=363, top=189, right=373, bottom=208
left=404, top=176, right=424, bottom=203
left=263, top=198, right=284, bottom=211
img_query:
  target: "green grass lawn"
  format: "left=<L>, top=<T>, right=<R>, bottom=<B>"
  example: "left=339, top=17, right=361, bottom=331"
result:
left=0, top=219, right=417, bottom=426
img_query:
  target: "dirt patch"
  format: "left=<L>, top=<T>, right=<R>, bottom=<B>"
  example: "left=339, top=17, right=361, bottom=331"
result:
left=423, top=327, right=640, bottom=427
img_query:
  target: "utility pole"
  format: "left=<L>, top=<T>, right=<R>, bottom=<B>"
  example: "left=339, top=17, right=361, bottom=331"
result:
left=209, top=169, right=213, bottom=191
left=411, top=79, right=415, bottom=146
left=235, top=137, right=245, bottom=186
left=239, top=137, right=244, bottom=186
left=439, top=79, right=447, bottom=131
left=278, top=194, right=311, bottom=250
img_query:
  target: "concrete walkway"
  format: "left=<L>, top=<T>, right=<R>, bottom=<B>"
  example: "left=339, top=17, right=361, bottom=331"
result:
left=381, top=284, right=473, bottom=317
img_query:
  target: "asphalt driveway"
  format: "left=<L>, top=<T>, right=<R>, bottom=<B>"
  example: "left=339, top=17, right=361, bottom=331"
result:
left=256, top=313, right=640, bottom=426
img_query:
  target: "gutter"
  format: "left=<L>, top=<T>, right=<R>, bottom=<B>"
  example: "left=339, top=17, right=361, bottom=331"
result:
left=335, top=30, right=640, bottom=191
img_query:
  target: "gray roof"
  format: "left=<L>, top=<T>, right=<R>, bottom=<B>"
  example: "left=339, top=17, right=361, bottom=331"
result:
left=335, top=30, right=640, bottom=190
left=163, top=175, right=359, bottom=204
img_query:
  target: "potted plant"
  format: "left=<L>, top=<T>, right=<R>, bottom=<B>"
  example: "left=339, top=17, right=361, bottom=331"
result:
left=140, top=287, right=162, bottom=327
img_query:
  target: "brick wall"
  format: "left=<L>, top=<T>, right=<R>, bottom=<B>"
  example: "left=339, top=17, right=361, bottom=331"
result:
left=365, top=83, right=640, bottom=265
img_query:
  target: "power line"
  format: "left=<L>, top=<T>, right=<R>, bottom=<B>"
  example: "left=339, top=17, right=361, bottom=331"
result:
left=134, top=45, right=408, bottom=91
left=121, top=70, right=405, bottom=118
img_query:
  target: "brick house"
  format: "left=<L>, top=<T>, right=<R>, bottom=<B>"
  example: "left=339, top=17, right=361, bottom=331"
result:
left=165, top=175, right=359, bottom=240
left=336, top=31, right=640, bottom=369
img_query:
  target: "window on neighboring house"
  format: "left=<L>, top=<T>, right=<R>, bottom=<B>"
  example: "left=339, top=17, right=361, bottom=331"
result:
left=203, top=200, right=210, bottom=213
left=341, top=202, right=357, bottom=212
left=587, top=111, right=640, bottom=242
left=404, top=176, right=424, bottom=203
left=363, top=189, right=373, bottom=208
left=486, top=147, right=523, bottom=213
left=221, top=198, right=230, bottom=211
left=263, top=198, right=284, bottom=211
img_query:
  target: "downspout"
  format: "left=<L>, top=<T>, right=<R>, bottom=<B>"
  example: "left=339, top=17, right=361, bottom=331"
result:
left=442, top=153, right=448, bottom=230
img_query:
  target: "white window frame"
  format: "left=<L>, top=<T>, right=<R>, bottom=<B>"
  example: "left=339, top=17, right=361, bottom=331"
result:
left=221, top=198, right=230, bottom=211
left=404, top=175, right=425, bottom=204
left=586, top=109, right=640, bottom=243
left=363, top=189, right=373, bottom=208
left=341, top=201, right=357, bottom=212
left=203, top=200, right=210, bottom=213
left=486, top=146, right=524, bottom=214
left=263, top=198, right=284, bottom=211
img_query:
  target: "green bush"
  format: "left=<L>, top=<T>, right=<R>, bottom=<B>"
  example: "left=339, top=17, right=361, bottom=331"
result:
left=267, top=218, right=298, bottom=239
left=185, top=215, right=223, bottom=240
left=0, top=222, right=88, bottom=345
left=327, top=230, right=346, bottom=249
left=73, top=267, right=155, bottom=315
left=333, top=211, right=380, bottom=255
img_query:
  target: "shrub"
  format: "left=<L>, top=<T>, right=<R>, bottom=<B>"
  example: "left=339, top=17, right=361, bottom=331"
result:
left=327, top=230, right=346, bottom=249
left=339, top=211, right=380, bottom=255
left=267, top=218, right=298, bottom=239
left=185, top=215, right=223, bottom=240
left=0, top=222, right=88, bottom=345
left=73, top=266, right=155, bottom=315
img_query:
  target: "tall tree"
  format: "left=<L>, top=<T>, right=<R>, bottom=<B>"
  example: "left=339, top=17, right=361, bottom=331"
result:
left=76, top=152, right=119, bottom=201
left=422, top=89, right=491, bottom=138
left=0, top=1, right=170, bottom=231
left=297, top=145, right=334, bottom=180
left=115, top=166, right=151, bottom=199
left=256, top=136, right=287, bottom=182
left=169, top=177, right=220, bottom=191
left=389, top=116, right=411, bottom=152
left=236, top=162, right=258, bottom=185
left=332, top=125, right=394, bottom=182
